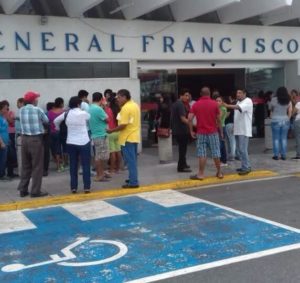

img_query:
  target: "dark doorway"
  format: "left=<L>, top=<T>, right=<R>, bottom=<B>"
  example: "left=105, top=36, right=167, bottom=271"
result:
left=177, top=69, right=245, bottom=99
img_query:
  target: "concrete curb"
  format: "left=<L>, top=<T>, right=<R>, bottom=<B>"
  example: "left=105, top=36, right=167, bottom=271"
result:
left=0, top=170, right=278, bottom=212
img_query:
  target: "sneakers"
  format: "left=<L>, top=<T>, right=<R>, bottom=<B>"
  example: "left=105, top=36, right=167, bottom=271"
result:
left=30, top=191, right=48, bottom=198
left=57, top=165, right=65, bottom=173
left=238, top=168, right=251, bottom=175
left=220, top=163, right=228, bottom=167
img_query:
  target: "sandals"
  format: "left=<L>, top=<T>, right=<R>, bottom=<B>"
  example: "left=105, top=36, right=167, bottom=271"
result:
left=216, top=172, right=224, bottom=179
left=190, top=174, right=204, bottom=181
left=93, top=176, right=109, bottom=182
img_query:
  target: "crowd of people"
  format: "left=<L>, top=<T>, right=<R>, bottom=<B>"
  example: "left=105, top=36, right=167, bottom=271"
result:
left=0, top=85, right=300, bottom=196
left=166, top=86, right=300, bottom=180
left=0, top=88, right=141, bottom=197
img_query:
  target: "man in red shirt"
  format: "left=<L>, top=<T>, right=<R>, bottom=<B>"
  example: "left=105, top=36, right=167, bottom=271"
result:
left=188, top=87, right=223, bottom=180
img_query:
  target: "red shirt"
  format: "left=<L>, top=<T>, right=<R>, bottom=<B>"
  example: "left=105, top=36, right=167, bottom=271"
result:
left=191, top=96, right=220, bottom=134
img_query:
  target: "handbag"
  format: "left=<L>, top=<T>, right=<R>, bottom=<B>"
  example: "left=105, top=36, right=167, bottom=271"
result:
left=157, top=127, right=170, bottom=138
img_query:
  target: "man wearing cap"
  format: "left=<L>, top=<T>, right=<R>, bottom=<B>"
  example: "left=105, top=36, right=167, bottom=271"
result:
left=18, top=91, right=49, bottom=197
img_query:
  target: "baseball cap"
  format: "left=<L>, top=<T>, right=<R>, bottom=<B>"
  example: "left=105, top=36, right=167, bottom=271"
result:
left=24, top=91, right=40, bottom=103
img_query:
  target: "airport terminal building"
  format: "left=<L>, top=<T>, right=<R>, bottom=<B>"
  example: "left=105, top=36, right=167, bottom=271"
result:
left=1, top=0, right=300, bottom=143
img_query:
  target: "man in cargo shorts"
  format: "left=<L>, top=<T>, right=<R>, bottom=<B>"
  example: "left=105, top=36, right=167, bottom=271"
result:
left=188, top=86, right=223, bottom=180
left=89, top=92, right=110, bottom=182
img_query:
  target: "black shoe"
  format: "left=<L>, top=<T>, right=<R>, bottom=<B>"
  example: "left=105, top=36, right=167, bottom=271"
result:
left=291, top=156, right=300, bottom=160
left=122, top=184, right=139, bottom=189
left=125, top=179, right=129, bottom=183
left=236, top=168, right=243, bottom=172
left=184, top=164, right=191, bottom=169
left=20, top=191, right=29, bottom=197
left=177, top=168, right=192, bottom=173
left=238, top=169, right=251, bottom=176
left=272, top=156, right=279, bottom=160
left=281, top=156, right=286, bottom=160
left=8, top=173, right=19, bottom=178
left=71, top=189, right=77, bottom=194
left=43, top=171, right=48, bottom=177
left=30, top=191, right=48, bottom=198
left=84, top=189, right=90, bottom=194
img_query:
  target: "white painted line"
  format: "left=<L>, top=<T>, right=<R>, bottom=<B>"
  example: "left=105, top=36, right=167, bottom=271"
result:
left=138, top=190, right=201, bottom=207
left=0, top=211, right=36, bottom=234
left=62, top=200, right=127, bottom=221
left=127, top=243, right=300, bottom=283
left=138, top=189, right=300, bottom=233
left=198, top=197, right=300, bottom=233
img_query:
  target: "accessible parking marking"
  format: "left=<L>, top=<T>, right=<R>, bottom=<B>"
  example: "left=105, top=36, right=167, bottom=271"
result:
left=1, top=190, right=300, bottom=282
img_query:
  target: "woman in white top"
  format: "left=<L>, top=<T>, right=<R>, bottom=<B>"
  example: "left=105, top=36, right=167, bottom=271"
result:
left=54, top=96, right=91, bottom=193
left=270, top=87, right=292, bottom=160
left=293, top=98, right=300, bottom=159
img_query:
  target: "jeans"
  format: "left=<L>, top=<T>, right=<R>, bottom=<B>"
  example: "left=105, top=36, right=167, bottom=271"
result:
left=121, top=142, right=138, bottom=186
left=174, top=134, right=189, bottom=171
left=67, top=142, right=91, bottom=190
left=0, top=147, right=7, bottom=177
left=294, top=119, right=300, bottom=157
left=271, top=120, right=290, bottom=158
left=220, top=127, right=227, bottom=163
left=236, top=135, right=250, bottom=170
left=225, top=123, right=236, bottom=159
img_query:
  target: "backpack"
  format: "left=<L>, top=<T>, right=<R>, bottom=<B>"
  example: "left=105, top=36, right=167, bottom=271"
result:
left=59, top=111, right=69, bottom=139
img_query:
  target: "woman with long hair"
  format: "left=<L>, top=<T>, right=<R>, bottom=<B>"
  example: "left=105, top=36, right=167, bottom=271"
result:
left=106, top=93, right=122, bottom=173
left=270, top=86, right=292, bottom=160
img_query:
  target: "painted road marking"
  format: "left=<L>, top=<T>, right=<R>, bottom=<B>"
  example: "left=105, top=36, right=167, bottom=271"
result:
left=1, top=190, right=300, bottom=282
left=138, top=189, right=201, bottom=207
left=0, top=210, right=36, bottom=234
left=2, top=237, right=128, bottom=272
left=62, top=200, right=127, bottom=221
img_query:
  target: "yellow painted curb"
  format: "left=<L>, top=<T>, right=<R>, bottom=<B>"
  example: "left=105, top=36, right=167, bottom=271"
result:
left=0, top=170, right=277, bottom=212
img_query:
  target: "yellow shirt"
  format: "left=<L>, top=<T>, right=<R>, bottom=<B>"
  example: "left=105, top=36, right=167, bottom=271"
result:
left=117, top=100, right=141, bottom=146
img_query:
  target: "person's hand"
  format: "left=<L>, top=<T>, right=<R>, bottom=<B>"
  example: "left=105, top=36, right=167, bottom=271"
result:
left=222, top=102, right=228, bottom=107
left=190, top=131, right=196, bottom=139
left=106, top=129, right=113, bottom=134
left=0, top=142, right=6, bottom=149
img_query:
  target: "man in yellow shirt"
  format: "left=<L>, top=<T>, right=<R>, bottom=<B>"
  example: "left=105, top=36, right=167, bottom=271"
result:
left=107, top=89, right=140, bottom=188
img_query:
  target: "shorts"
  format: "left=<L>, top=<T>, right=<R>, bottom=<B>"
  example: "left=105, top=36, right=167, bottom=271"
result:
left=196, top=133, right=220, bottom=158
left=108, top=132, right=121, bottom=153
left=93, top=137, right=109, bottom=161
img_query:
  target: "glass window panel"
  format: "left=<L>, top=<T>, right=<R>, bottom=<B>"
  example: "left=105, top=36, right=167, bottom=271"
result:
left=47, top=62, right=93, bottom=79
left=111, top=62, right=129, bottom=77
left=0, top=63, right=11, bottom=79
left=93, top=62, right=112, bottom=78
left=12, top=62, right=46, bottom=79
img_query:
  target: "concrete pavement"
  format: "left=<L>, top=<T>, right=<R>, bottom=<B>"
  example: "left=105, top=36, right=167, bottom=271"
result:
left=0, top=137, right=299, bottom=211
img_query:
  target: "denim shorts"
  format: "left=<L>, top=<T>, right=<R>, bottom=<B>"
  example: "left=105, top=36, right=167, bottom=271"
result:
left=196, top=133, right=220, bottom=158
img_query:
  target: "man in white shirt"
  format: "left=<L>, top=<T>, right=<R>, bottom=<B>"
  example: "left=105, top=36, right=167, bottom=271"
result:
left=224, top=89, right=253, bottom=175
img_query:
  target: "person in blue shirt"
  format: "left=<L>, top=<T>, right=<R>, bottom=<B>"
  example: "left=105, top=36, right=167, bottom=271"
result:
left=0, top=101, right=9, bottom=180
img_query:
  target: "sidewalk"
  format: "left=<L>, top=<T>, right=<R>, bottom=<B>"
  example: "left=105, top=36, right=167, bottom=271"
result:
left=0, top=138, right=299, bottom=209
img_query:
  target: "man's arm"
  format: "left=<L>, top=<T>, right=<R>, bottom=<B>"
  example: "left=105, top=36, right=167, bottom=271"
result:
left=107, top=124, right=126, bottom=133
left=217, top=113, right=224, bottom=139
left=223, top=103, right=241, bottom=112
left=188, top=113, right=196, bottom=139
